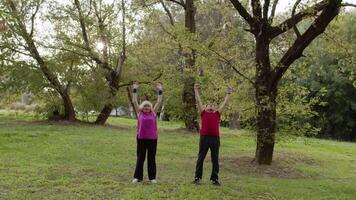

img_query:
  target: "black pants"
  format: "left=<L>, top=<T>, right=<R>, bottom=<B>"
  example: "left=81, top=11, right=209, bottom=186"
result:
left=195, top=136, right=220, bottom=181
left=134, top=139, right=157, bottom=180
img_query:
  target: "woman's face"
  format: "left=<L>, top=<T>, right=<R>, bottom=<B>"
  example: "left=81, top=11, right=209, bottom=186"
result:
left=205, top=102, right=217, bottom=113
left=142, top=104, right=152, bottom=112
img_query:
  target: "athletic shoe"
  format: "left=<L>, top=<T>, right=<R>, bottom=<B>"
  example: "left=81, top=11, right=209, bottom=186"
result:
left=211, top=179, right=221, bottom=186
left=132, top=178, right=142, bottom=184
left=150, top=179, right=157, bottom=184
left=193, top=177, right=201, bottom=184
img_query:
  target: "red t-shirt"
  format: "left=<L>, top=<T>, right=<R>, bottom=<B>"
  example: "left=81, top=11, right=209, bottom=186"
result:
left=200, top=111, right=221, bottom=137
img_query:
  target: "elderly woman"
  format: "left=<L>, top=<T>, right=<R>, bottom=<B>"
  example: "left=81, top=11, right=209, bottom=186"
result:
left=131, top=82, right=163, bottom=184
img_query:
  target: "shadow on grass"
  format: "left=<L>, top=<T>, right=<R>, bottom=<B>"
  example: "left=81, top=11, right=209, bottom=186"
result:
left=222, top=152, right=320, bottom=179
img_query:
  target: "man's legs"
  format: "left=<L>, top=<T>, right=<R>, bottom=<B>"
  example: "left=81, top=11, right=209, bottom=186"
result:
left=195, top=136, right=209, bottom=179
left=210, top=137, right=220, bottom=181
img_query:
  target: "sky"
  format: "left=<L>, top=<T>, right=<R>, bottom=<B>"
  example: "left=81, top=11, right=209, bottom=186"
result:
left=6, top=0, right=356, bottom=58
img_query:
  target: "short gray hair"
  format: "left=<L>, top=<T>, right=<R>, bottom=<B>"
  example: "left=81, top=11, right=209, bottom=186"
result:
left=139, top=100, right=153, bottom=110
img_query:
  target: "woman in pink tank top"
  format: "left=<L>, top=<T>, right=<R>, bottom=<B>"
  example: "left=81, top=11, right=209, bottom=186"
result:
left=131, top=82, right=163, bottom=184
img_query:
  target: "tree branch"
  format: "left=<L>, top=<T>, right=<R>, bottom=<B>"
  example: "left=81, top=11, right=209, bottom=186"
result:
left=251, top=0, right=262, bottom=20
left=291, top=0, right=302, bottom=38
left=269, top=0, right=279, bottom=23
left=166, top=0, right=186, bottom=9
left=74, top=0, right=90, bottom=48
left=29, top=0, right=41, bottom=37
left=118, top=72, right=163, bottom=88
left=0, top=45, right=32, bottom=57
left=74, top=0, right=109, bottom=69
left=229, top=0, right=256, bottom=26
left=270, top=0, right=329, bottom=38
left=160, top=0, right=175, bottom=26
left=114, top=0, right=127, bottom=76
left=41, top=44, right=90, bottom=58
left=341, top=3, right=356, bottom=7
left=6, top=0, right=66, bottom=95
left=270, top=0, right=342, bottom=88
left=263, top=0, right=270, bottom=20
left=206, top=48, right=254, bottom=85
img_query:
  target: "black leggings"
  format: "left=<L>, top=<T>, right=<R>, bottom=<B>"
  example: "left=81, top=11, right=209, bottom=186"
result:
left=133, top=139, right=157, bottom=180
left=195, top=136, right=220, bottom=181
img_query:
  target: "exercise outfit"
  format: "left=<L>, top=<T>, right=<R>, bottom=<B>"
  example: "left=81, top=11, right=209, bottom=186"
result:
left=195, top=110, right=221, bottom=181
left=133, top=111, right=158, bottom=181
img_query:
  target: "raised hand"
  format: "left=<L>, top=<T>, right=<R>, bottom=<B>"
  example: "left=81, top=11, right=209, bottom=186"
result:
left=156, top=83, right=163, bottom=91
left=153, top=83, right=163, bottom=113
left=226, top=86, right=233, bottom=94
left=132, top=82, right=139, bottom=89
left=0, top=21, right=8, bottom=32
left=194, top=83, right=200, bottom=91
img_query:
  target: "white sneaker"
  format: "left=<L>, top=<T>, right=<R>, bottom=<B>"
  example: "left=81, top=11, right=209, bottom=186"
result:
left=132, top=178, right=141, bottom=184
left=150, top=179, right=157, bottom=184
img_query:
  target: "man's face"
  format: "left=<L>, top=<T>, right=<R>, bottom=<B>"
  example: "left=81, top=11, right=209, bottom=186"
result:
left=205, top=102, right=217, bottom=113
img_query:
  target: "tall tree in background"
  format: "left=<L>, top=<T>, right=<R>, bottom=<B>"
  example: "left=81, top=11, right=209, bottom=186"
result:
left=228, top=0, right=353, bottom=164
left=2, top=0, right=76, bottom=121
left=182, top=0, right=200, bottom=132
left=72, top=0, right=127, bottom=124
left=154, top=0, right=200, bottom=131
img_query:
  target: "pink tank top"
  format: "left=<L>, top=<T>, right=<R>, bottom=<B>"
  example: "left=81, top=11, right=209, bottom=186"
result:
left=137, top=111, right=158, bottom=139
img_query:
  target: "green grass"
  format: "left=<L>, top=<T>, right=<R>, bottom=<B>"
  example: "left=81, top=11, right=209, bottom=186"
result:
left=0, top=111, right=355, bottom=199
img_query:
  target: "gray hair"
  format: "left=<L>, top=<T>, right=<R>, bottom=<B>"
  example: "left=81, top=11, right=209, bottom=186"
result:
left=139, top=100, right=153, bottom=110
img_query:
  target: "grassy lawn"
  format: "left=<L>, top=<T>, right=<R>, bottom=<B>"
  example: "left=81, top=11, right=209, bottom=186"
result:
left=0, top=111, right=355, bottom=199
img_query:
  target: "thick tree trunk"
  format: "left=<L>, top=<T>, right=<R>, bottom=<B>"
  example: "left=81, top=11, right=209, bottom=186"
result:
left=181, top=0, right=199, bottom=132
left=95, top=71, right=121, bottom=125
left=182, top=76, right=199, bottom=132
left=126, top=86, right=138, bottom=119
left=255, top=84, right=277, bottom=165
left=254, top=25, right=277, bottom=165
left=95, top=105, right=113, bottom=124
left=62, top=92, right=76, bottom=121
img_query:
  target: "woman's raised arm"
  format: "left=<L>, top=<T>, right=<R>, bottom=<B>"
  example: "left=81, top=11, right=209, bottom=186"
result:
left=153, top=83, right=163, bottom=114
left=132, top=82, right=140, bottom=116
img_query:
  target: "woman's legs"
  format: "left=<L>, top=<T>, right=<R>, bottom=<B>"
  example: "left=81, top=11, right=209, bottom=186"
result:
left=134, top=139, right=146, bottom=180
left=147, top=140, right=157, bottom=180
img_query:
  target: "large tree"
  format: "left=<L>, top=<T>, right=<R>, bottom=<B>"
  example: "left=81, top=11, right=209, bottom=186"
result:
left=1, top=0, right=76, bottom=121
left=142, top=0, right=200, bottom=131
left=228, top=0, right=354, bottom=164
left=72, top=0, right=127, bottom=124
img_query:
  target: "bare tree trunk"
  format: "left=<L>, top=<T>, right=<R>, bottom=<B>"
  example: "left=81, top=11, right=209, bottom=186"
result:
left=126, top=86, right=138, bottom=119
left=95, top=105, right=113, bottom=124
left=62, top=91, right=76, bottom=121
left=182, top=76, right=200, bottom=132
left=254, top=23, right=276, bottom=165
left=95, top=71, right=122, bottom=124
left=181, top=0, right=199, bottom=132
left=255, top=83, right=277, bottom=165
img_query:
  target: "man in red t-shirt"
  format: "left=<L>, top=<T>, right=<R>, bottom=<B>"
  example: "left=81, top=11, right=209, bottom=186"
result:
left=193, top=83, right=232, bottom=186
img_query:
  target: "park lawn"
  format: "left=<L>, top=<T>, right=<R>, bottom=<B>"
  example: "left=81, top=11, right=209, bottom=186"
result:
left=0, top=111, right=355, bottom=200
